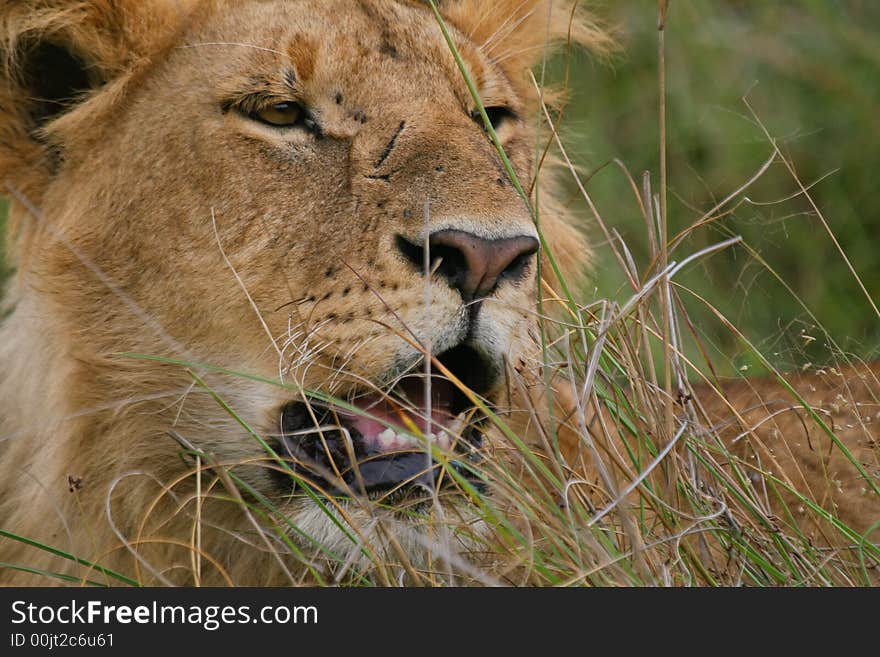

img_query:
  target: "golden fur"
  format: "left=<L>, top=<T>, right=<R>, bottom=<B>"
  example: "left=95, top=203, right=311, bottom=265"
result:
left=1, top=1, right=876, bottom=586
left=0, top=0, right=611, bottom=585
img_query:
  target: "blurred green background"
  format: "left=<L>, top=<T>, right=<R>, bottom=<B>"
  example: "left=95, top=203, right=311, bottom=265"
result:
left=557, top=0, right=879, bottom=372
left=1, top=1, right=878, bottom=373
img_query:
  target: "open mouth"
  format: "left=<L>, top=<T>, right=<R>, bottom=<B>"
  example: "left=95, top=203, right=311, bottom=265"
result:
left=274, top=344, right=493, bottom=498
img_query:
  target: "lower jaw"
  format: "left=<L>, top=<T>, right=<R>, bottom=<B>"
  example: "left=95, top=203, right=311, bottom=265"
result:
left=273, top=402, right=487, bottom=499
left=279, top=446, right=487, bottom=501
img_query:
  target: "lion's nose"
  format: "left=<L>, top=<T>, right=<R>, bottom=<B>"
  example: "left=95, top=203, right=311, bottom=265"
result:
left=395, top=230, right=539, bottom=301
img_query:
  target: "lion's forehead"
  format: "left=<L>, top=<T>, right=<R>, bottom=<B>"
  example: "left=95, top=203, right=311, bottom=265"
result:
left=189, top=0, right=494, bottom=105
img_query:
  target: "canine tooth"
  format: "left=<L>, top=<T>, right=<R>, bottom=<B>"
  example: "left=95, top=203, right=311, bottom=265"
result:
left=448, top=413, right=467, bottom=438
left=378, top=428, right=396, bottom=448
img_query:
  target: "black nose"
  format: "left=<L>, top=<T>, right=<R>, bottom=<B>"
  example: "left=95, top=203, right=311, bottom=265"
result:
left=395, top=230, right=539, bottom=301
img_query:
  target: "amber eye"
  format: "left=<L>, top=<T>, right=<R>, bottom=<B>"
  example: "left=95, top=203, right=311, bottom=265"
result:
left=251, top=101, right=306, bottom=128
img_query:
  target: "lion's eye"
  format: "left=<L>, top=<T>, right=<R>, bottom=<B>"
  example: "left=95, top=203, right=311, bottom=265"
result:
left=251, top=101, right=308, bottom=129
left=471, top=106, right=516, bottom=132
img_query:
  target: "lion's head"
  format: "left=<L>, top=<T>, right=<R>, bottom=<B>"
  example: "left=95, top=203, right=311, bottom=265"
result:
left=0, top=0, right=611, bottom=584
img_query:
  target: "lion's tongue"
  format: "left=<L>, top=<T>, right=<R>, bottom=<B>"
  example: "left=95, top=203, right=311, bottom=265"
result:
left=345, top=379, right=457, bottom=452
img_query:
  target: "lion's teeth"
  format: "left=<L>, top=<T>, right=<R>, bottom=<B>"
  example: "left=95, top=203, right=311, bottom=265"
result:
left=448, top=414, right=467, bottom=438
left=377, top=428, right=396, bottom=449
left=375, top=428, right=456, bottom=451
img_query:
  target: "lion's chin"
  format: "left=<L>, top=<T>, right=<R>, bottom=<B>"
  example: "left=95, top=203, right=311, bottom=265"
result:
left=288, top=496, right=488, bottom=581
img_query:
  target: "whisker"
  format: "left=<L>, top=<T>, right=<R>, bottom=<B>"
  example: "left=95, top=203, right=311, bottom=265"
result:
left=481, top=0, right=535, bottom=51
left=211, top=208, right=282, bottom=358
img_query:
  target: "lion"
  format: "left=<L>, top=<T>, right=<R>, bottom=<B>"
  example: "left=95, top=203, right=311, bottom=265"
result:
left=0, top=0, right=877, bottom=587
left=0, top=0, right=615, bottom=586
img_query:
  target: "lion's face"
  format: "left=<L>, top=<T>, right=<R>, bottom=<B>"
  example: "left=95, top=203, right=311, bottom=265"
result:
left=52, top=0, right=540, bottom=493
left=1, top=0, right=600, bottom=580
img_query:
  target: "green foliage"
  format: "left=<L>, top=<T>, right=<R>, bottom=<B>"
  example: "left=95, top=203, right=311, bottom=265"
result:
left=557, top=0, right=880, bottom=371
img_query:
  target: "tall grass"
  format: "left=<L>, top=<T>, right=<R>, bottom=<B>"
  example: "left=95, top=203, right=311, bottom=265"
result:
left=564, top=1, right=880, bottom=369
left=1, top=2, right=878, bottom=586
